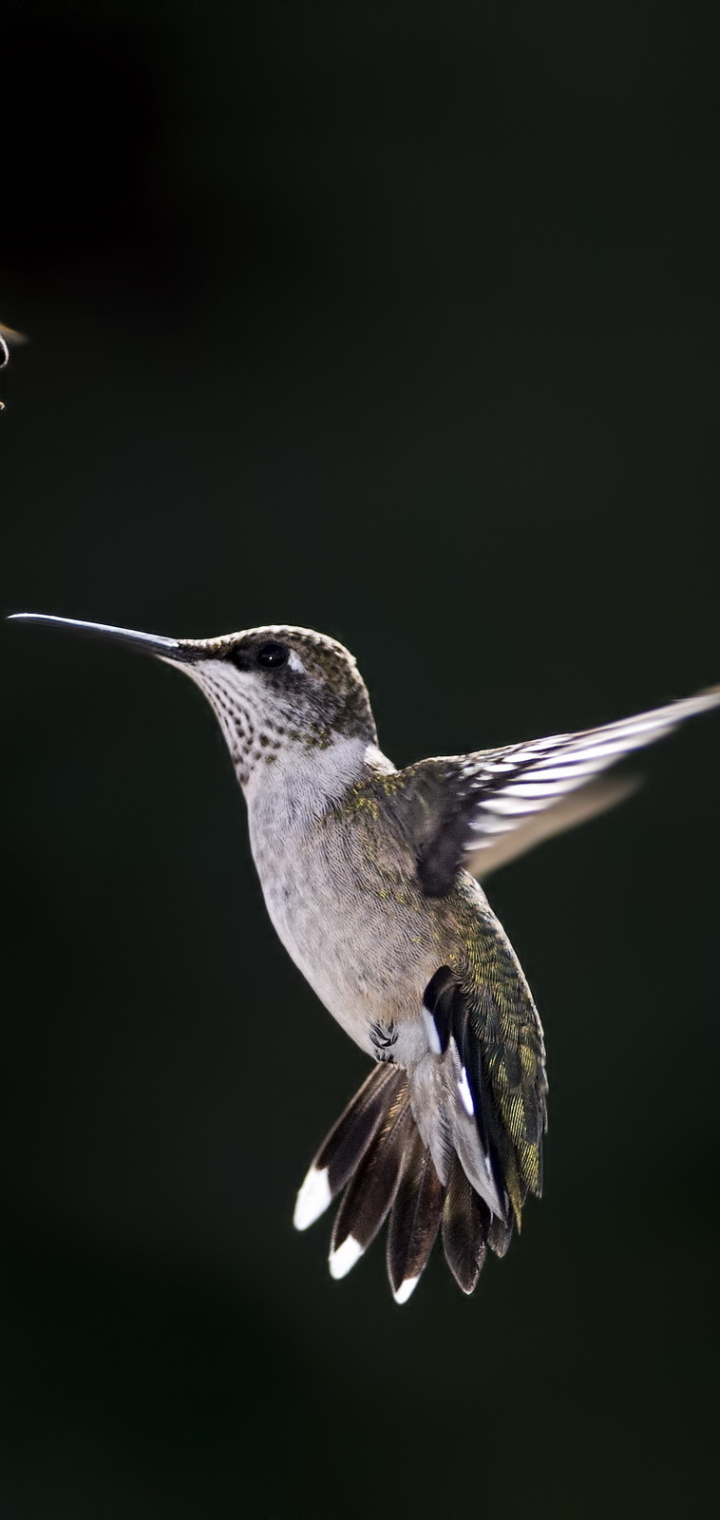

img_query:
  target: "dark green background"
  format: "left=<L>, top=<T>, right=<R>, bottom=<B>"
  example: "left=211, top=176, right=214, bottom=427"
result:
left=2, top=3, right=719, bottom=1516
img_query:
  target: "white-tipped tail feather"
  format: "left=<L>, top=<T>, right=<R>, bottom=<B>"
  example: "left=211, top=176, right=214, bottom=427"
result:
left=293, top=1164, right=332, bottom=1231
left=329, top=1235, right=364, bottom=1279
left=294, top=1012, right=515, bottom=1301
left=392, top=1275, right=419, bottom=1305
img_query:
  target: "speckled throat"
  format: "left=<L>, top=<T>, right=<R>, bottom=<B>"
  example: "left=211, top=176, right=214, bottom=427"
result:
left=179, top=641, right=377, bottom=789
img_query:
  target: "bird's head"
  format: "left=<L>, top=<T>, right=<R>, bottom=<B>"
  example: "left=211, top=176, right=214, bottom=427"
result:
left=9, top=614, right=377, bottom=786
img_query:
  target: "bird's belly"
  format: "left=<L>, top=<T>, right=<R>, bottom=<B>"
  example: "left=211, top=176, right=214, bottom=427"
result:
left=256, top=852, right=435, bottom=1061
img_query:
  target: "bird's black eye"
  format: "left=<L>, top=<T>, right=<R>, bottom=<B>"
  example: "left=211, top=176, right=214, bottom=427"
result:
left=256, top=641, right=289, bottom=669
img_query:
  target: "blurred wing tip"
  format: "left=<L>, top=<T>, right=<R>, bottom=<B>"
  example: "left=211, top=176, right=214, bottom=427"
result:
left=293, top=1165, right=332, bottom=1231
left=468, top=772, right=644, bottom=881
left=329, top=1234, right=364, bottom=1280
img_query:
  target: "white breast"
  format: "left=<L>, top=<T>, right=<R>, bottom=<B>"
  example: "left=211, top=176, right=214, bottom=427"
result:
left=244, top=738, right=399, bottom=1052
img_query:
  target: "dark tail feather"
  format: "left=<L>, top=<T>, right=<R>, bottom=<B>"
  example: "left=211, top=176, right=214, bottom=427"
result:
left=294, top=1060, right=513, bottom=1301
left=487, top=1211, right=514, bottom=1258
left=293, top=1064, right=405, bottom=1231
left=386, top=1130, right=445, bottom=1303
left=441, top=1157, right=488, bottom=1294
left=329, top=1080, right=415, bottom=1280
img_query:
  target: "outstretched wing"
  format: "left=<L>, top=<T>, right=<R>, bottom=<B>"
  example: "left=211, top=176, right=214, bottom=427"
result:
left=408, top=685, right=720, bottom=897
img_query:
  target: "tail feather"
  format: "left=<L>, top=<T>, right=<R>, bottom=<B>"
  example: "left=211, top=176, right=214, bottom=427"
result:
left=386, top=1131, right=445, bottom=1303
left=293, top=1060, right=524, bottom=1298
left=294, top=1064, right=404, bottom=1231
left=487, top=1210, right=514, bottom=1258
left=329, top=1079, right=414, bottom=1279
left=294, top=952, right=544, bottom=1299
left=441, top=1158, right=488, bottom=1294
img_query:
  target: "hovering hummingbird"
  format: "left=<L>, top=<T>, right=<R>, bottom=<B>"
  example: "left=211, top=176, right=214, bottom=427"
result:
left=9, top=612, right=720, bottom=1301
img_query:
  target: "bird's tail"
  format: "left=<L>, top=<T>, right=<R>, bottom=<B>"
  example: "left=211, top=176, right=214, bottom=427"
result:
left=293, top=1063, right=513, bottom=1303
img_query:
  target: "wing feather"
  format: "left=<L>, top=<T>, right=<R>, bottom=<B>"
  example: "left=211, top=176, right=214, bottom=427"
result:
left=413, top=685, right=720, bottom=895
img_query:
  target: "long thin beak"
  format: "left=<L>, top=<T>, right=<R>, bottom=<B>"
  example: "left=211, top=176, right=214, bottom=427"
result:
left=7, top=612, right=204, bottom=662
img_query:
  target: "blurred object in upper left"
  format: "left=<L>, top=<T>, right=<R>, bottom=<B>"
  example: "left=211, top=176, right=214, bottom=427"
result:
left=0, top=321, right=27, bottom=407
left=0, top=321, right=27, bottom=355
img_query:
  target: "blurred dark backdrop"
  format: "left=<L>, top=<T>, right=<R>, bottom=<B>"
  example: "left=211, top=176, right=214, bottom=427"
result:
left=2, top=3, right=719, bottom=1516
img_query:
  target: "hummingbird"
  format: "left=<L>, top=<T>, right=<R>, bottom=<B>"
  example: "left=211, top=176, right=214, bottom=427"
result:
left=9, top=612, right=720, bottom=1301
